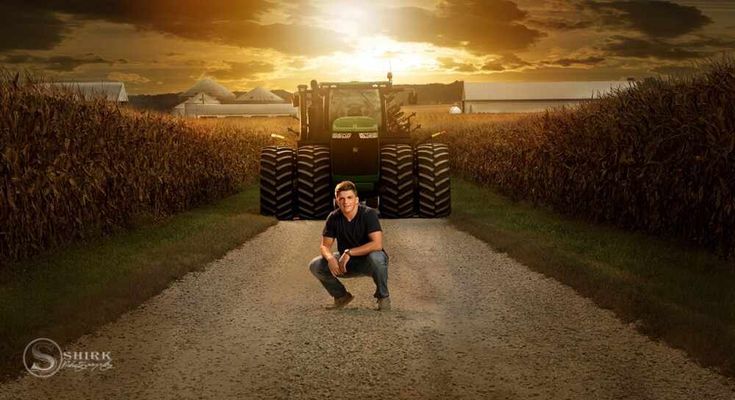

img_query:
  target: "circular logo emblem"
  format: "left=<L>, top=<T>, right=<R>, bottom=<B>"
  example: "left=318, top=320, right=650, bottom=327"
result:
left=23, top=338, right=63, bottom=378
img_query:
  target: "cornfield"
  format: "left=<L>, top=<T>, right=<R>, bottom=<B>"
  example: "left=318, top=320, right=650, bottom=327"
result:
left=421, top=57, right=735, bottom=257
left=3, top=57, right=734, bottom=263
left=0, top=75, right=291, bottom=263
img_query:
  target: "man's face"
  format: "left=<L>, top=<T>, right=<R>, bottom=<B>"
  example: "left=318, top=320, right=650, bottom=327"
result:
left=336, top=190, right=358, bottom=214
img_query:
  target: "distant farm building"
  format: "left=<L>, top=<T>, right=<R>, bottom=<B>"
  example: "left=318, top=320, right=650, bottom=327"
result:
left=235, top=87, right=287, bottom=103
left=180, top=78, right=236, bottom=102
left=49, top=81, right=128, bottom=103
left=172, top=92, right=220, bottom=116
left=462, top=81, right=630, bottom=113
left=176, top=81, right=295, bottom=118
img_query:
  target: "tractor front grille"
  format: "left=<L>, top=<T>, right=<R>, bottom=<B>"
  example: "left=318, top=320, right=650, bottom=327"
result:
left=331, top=134, right=380, bottom=176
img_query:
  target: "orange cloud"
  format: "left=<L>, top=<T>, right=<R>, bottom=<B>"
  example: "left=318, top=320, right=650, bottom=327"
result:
left=378, top=1, right=545, bottom=54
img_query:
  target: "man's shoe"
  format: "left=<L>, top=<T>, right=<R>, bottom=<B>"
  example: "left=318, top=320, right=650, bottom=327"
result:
left=326, top=292, right=354, bottom=310
left=377, top=297, right=391, bottom=311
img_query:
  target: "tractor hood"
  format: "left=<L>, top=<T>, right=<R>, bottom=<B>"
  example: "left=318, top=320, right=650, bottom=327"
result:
left=332, top=116, right=378, bottom=133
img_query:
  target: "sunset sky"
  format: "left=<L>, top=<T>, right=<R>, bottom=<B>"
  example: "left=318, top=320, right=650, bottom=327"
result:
left=1, top=0, right=734, bottom=94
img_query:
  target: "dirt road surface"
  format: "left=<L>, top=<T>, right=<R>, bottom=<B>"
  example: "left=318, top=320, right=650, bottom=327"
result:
left=2, top=219, right=734, bottom=399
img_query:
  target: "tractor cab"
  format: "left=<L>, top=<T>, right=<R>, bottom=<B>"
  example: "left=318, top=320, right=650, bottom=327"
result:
left=329, top=88, right=382, bottom=130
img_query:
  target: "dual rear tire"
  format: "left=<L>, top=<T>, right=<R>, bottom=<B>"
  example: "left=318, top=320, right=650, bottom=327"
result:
left=378, top=143, right=451, bottom=218
left=415, top=143, right=451, bottom=218
left=378, top=144, right=415, bottom=218
left=296, top=145, right=332, bottom=219
left=259, top=145, right=332, bottom=220
left=259, top=143, right=451, bottom=220
left=259, top=146, right=296, bottom=220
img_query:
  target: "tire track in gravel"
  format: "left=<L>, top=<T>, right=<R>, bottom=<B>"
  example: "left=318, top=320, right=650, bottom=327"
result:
left=1, top=219, right=734, bottom=399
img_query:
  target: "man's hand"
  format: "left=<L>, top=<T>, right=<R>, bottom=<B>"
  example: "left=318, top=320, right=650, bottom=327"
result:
left=338, top=251, right=351, bottom=274
left=326, top=256, right=342, bottom=277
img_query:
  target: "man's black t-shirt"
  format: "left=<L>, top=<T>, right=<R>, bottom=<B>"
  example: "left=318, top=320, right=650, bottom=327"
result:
left=322, top=205, right=383, bottom=255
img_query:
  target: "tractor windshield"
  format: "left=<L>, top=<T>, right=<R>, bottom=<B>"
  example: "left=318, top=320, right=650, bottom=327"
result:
left=328, top=88, right=381, bottom=129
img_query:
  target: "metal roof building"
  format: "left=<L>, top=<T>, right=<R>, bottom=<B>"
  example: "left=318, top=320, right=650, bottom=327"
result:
left=49, top=81, right=128, bottom=102
left=172, top=92, right=220, bottom=116
left=180, top=78, right=236, bottom=102
left=182, top=103, right=297, bottom=118
left=462, top=81, right=631, bottom=113
left=174, top=79, right=295, bottom=117
left=235, top=87, right=286, bottom=103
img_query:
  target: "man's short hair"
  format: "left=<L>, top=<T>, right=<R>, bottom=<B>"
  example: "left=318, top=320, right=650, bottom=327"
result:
left=335, top=181, right=358, bottom=197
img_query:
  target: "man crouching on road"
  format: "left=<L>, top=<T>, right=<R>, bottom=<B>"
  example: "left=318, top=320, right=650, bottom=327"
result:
left=308, top=181, right=391, bottom=311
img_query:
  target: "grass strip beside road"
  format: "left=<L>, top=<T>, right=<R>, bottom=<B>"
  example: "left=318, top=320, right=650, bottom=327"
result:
left=450, top=177, right=735, bottom=376
left=0, top=185, right=275, bottom=381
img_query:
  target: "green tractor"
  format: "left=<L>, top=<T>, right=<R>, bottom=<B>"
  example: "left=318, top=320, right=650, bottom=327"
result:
left=259, top=73, right=450, bottom=220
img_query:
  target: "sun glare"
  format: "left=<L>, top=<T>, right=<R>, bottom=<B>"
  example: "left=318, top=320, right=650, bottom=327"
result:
left=322, top=1, right=374, bottom=35
left=324, top=36, right=435, bottom=81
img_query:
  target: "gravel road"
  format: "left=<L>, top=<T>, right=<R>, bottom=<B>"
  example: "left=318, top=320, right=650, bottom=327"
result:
left=2, top=219, right=734, bottom=399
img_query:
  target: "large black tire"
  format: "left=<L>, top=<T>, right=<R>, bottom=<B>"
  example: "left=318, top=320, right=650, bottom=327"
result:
left=379, top=144, right=415, bottom=218
left=296, top=145, right=332, bottom=219
left=260, top=146, right=296, bottom=220
left=416, top=143, right=451, bottom=217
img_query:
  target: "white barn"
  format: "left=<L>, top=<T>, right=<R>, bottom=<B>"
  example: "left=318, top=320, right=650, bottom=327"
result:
left=172, top=92, right=220, bottom=116
left=462, top=81, right=631, bottom=113
left=48, top=81, right=128, bottom=103
left=176, top=79, right=295, bottom=117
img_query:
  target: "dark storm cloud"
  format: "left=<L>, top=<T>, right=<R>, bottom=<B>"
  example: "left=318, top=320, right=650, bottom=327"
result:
left=527, top=18, right=593, bottom=31
left=480, top=54, right=604, bottom=71
left=33, top=0, right=271, bottom=22
left=206, top=61, right=275, bottom=80
left=1, top=0, right=348, bottom=55
left=602, top=36, right=706, bottom=60
left=586, top=0, right=712, bottom=38
left=2, top=53, right=114, bottom=71
left=0, top=3, right=69, bottom=51
left=545, top=56, right=606, bottom=66
left=682, top=35, right=735, bottom=48
left=380, top=1, right=544, bottom=54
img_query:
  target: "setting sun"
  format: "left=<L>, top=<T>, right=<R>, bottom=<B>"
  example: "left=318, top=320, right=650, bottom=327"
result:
left=323, top=37, right=438, bottom=82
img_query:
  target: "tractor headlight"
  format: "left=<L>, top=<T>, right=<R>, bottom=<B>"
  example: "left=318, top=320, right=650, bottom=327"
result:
left=358, top=132, right=378, bottom=139
left=331, top=133, right=352, bottom=139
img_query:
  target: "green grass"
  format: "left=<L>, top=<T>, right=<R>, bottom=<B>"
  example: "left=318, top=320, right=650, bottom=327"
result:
left=450, top=177, right=735, bottom=376
left=0, top=185, right=275, bottom=380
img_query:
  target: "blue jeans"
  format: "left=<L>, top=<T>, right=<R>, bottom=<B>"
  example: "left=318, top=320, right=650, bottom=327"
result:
left=309, top=251, right=390, bottom=299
